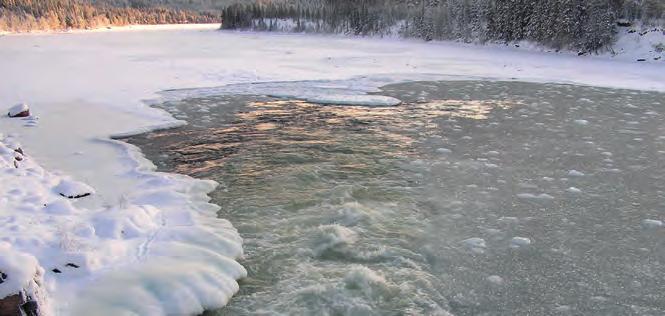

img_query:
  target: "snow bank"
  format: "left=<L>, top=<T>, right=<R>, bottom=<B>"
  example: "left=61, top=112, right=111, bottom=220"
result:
left=611, top=26, right=665, bottom=62
left=0, top=134, right=245, bottom=315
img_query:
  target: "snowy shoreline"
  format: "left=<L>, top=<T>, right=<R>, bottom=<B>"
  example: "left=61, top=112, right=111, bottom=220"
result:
left=1, top=26, right=664, bottom=315
left=0, top=23, right=220, bottom=36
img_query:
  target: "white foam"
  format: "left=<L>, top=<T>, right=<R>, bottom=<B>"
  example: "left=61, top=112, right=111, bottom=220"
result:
left=312, top=224, right=358, bottom=257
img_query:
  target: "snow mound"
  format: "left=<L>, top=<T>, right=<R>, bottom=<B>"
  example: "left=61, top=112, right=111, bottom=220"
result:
left=53, top=179, right=95, bottom=199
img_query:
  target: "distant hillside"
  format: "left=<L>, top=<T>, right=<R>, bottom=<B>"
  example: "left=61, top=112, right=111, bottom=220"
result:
left=220, top=0, right=665, bottom=52
left=0, top=0, right=226, bottom=32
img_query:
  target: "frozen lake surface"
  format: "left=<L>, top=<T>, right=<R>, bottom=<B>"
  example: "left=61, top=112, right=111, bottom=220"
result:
left=125, top=80, right=665, bottom=315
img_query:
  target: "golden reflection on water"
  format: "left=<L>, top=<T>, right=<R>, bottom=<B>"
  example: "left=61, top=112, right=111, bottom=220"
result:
left=155, top=98, right=518, bottom=177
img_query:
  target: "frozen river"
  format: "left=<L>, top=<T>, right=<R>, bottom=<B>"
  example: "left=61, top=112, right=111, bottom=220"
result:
left=125, top=80, right=665, bottom=315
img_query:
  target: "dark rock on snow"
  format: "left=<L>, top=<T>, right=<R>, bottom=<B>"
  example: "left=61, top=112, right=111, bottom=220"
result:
left=0, top=292, right=39, bottom=316
left=7, top=104, right=30, bottom=118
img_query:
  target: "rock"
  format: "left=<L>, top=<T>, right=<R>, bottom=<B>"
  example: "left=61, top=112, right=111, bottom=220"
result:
left=617, top=19, right=632, bottom=27
left=7, top=104, right=30, bottom=118
left=0, top=291, right=40, bottom=316
left=0, top=293, right=22, bottom=316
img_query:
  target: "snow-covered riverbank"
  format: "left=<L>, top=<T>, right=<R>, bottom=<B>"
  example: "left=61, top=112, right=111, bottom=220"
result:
left=0, top=26, right=664, bottom=315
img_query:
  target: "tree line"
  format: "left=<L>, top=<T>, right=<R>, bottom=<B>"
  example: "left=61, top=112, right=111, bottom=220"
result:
left=220, top=0, right=665, bottom=52
left=0, top=0, right=222, bottom=32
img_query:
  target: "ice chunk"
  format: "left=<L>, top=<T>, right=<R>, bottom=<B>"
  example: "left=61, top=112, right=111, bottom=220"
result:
left=516, top=193, right=554, bottom=200
left=462, top=237, right=487, bottom=253
left=567, top=170, right=585, bottom=177
left=487, top=275, right=504, bottom=285
left=566, top=187, right=582, bottom=193
left=304, top=94, right=401, bottom=107
left=510, top=237, right=531, bottom=248
left=641, top=219, right=663, bottom=229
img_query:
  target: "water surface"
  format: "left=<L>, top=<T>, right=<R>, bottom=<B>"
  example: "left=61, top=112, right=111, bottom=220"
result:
left=125, top=81, right=665, bottom=315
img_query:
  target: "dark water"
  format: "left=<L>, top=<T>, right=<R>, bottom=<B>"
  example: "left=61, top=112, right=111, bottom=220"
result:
left=125, top=81, right=665, bottom=316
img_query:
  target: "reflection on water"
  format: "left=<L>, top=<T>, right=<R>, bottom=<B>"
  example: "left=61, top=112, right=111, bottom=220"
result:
left=126, top=81, right=665, bottom=316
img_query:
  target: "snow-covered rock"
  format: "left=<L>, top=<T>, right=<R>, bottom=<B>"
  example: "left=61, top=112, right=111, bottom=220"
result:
left=7, top=103, right=30, bottom=118
left=53, top=178, right=95, bottom=199
left=0, top=243, right=45, bottom=316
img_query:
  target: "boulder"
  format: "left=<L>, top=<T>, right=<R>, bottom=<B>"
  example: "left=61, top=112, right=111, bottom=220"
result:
left=0, top=291, right=40, bottom=316
left=0, top=293, right=22, bottom=316
left=7, top=104, right=29, bottom=118
left=617, top=19, right=632, bottom=27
